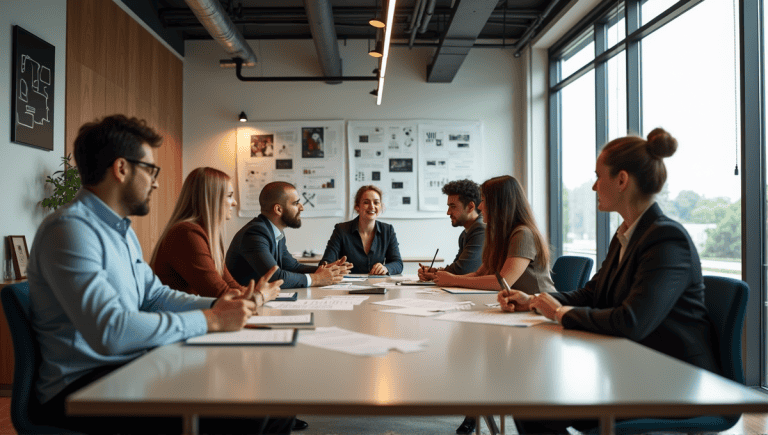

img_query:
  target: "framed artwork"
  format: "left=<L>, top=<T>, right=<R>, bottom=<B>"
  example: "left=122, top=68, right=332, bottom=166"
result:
left=11, top=25, right=55, bottom=151
left=8, top=236, right=29, bottom=280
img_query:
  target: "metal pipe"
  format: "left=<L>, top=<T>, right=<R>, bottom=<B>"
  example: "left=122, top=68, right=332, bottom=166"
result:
left=513, top=0, right=562, bottom=57
left=183, top=0, right=258, bottom=66
left=409, top=0, right=427, bottom=47
left=407, top=0, right=425, bottom=33
left=418, top=0, right=437, bottom=33
left=303, top=0, right=343, bottom=84
left=234, top=59, right=377, bottom=82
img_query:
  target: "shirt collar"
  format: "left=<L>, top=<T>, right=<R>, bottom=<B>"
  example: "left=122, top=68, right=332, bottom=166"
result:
left=617, top=202, right=655, bottom=250
left=267, top=217, right=285, bottom=242
left=78, top=189, right=133, bottom=236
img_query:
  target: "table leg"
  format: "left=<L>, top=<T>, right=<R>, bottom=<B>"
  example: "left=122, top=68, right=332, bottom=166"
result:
left=482, top=415, right=501, bottom=435
left=599, top=414, right=615, bottom=435
left=183, top=413, right=199, bottom=435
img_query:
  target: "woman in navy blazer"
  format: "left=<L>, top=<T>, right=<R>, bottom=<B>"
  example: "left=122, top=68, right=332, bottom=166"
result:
left=320, top=185, right=403, bottom=275
left=502, top=129, right=720, bottom=434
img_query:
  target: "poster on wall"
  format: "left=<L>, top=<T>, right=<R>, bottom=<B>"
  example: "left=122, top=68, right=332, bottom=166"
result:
left=11, top=25, right=55, bottom=151
left=417, top=121, right=483, bottom=211
left=236, top=121, right=345, bottom=218
left=347, top=121, right=419, bottom=218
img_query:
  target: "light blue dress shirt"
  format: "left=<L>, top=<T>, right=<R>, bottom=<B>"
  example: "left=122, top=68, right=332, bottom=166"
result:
left=27, top=189, right=215, bottom=404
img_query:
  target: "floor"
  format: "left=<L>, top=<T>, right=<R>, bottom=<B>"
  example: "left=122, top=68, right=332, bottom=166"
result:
left=0, top=397, right=765, bottom=434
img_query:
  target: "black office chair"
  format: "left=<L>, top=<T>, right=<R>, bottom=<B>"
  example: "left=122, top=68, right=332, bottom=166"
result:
left=587, top=275, right=749, bottom=434
left=1, top=282, right=74, bottom=434
left=550, top=255, right=593, bottom=293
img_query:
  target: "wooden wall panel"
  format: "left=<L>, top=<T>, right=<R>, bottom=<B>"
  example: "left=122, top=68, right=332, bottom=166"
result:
left=66, top=0, right=184, bottom=262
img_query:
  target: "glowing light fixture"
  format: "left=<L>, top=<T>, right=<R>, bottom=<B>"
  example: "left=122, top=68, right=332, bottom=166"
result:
left=375, top=0, right=396, bottom=105
left=368, top=40, right=383, bottom=58
left=369, top=16, right=386, bottom=28
left=238, top=111, right=247, bottom=122
left=376, top=76, right=385, bottom=106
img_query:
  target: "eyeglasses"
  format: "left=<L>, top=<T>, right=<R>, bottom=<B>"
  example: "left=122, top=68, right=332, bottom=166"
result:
left=125, top=158, right=161, bottom=181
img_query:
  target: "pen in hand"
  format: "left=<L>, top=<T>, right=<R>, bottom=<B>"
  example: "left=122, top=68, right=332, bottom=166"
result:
left=428, top=248, right=439, bottom=271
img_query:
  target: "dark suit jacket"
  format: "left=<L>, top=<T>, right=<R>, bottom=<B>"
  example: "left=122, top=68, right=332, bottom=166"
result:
left=553, top=203, right=720, bottom=374
left=320, top=217, right=403, bottom=275
left=444, top=215, right=485, bottom=275
left=226, top=214, right=317, bottom=289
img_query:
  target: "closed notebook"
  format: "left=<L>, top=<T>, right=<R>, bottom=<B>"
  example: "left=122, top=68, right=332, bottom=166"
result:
left=245, top=313, right=315, bottom=329
left=275, top=292, right=298, bottom=301
left=186, top=329, right=297, bottom=345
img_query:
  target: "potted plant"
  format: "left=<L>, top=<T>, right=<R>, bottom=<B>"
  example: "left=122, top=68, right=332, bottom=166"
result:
left=42, top=154, right=81, bottom=210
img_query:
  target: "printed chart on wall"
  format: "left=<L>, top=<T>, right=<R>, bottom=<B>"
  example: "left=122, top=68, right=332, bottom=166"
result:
left=418, top=121, right=483, bottom=211
left=347, top=121, right=420, bottom=218
left=236, top=121, right=345, bottom=218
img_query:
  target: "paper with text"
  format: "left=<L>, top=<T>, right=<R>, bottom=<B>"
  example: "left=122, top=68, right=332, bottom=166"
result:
left=435, top=310, right=554, bottom=327
left=298, top=326, right=427, bottom=355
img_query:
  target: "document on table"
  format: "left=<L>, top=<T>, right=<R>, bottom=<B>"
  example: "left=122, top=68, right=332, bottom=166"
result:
left=435, top=310, right=554, bottom=327
left=246, top=314, right=314, bottom=329
left=320, top=283, right=376, bottom=291
left=371, top=297, right=473, bottom=312
left=266, top=299, right=355, bottom=310
left=187, top=329, right=297, bottom=345
left=341, top=277, right=367, bottom=282
left=323, top=295, right=369, bottom=305
left=379, top=307, right=442, bottom=317
left=298, top=326, right=427, bottom=356
left=441, top=287, right=498, bottom=294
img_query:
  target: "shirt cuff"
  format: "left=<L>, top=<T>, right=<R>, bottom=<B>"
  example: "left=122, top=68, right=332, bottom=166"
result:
left=555, top=306, right=575, bottom=324
left=306, top=274, right=312, bottom=287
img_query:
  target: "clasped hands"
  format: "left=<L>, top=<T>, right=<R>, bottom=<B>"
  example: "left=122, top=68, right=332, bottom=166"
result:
left=206, top=265, right=284, bottom=332
left=497, top=289, right=563, bottom=321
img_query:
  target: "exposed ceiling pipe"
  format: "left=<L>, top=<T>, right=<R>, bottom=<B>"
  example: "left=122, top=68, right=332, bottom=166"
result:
left=512, top=0, right=562, bottom=57
left=417, top=0, right=437, bottom=34
left=183, top=0, right=257, bottom=66
left=406, top=0, right=425, bottom=33
left=408, top=0, right=427, bottom=47
left=303, top=0, right=343, bottom=84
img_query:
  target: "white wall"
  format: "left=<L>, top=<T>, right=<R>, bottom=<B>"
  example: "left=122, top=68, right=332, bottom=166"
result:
left=183, top=39, right=524, bottom=273
left=0, top=1, right=67, bottom=273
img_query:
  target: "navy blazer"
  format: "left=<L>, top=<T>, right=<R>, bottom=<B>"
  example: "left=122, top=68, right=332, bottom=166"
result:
left=320, top=217, right=403, bottom=275
left=553, top=203, right=720, bottom=374
left=226, top=214, right=317, bottom=289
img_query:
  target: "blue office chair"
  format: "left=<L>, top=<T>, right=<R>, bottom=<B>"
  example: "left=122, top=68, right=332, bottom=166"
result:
left=550, top=255, right=593, bottom=293
left=2, top=282, right=74, bottom=434
left=587, top=275, right=749, bottom=434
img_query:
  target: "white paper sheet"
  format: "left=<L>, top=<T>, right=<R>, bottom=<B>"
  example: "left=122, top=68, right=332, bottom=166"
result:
left=379, top=307, right=442, bottom=317
left=320, top=284, right=375, bottom=290
left=298, top=326, right=427, bottom=356
left=341, top=277, right=367, bottom=282
left=435, top=310, right=554, bottom=327
left=187, top=329, right=295, bottom=345
left=440, top=287, right=498, bottom=294
left=371, top=297, right=473, bottom=312
left=266, top=300, right=354, bottom=310
left=246, top=314, right=312, bottom=325
left=323, top=295, right=369, bottom=305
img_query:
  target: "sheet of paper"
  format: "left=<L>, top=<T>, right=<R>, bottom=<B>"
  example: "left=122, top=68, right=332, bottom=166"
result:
left=247, top=314, right=312, bottom=325
left=320, top=283, right=375, bottom=290
left=387, top=274, right=420, bottom=282
left=298, top=326, right=427, bottom=356
left=341, top=277, right=367, bottom=282
left=441, top=287, right=498, bottom=294
left=380, top=307, right=442, bottom=317
left=435, top=310, right=554, bottom=327
left=371, top=297, right=473, bottom=311
left=323, top=295, right=369, bottom=305
left=187, top=329, right=295, bottom=345
left=344, top=274, right=373, bottom=278
left=266, top=300, right=354, bottom=310
left=278, top=292, right=297, bottom=298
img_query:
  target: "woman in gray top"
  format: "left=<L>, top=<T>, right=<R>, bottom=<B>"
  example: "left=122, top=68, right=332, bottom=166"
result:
left=434, top=175, right=555, bottom=295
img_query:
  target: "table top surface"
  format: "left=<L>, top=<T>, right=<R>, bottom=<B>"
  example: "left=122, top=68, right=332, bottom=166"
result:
left=68, top=279, right=768, bottom=418
left=294, top=254, right=444, bottom=264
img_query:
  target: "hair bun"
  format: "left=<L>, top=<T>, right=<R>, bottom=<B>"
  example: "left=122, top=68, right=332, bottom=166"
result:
left=646, top=128, right=677, bottom=159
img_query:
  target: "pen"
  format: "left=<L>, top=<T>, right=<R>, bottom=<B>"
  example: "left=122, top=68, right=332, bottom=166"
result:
left=244, top=324, right=272, bottom=330
left=428, top=248, right=439, bottom=271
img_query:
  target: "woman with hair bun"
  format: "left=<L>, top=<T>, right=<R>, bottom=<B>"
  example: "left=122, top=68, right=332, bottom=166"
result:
left=504, top=129, right=720, bottom=433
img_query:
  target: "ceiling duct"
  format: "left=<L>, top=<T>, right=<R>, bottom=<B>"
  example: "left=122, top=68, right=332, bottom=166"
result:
left=303, top=0, right=343, bottom=85
left=184, top=0, right=258, bottom=66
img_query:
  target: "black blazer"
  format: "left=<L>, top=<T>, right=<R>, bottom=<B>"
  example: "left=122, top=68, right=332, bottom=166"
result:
left=320, top=217, right=403, bottom=275
left=225, top=214, right=317, bottom=289
left=553, top=203, right=720, bottom=374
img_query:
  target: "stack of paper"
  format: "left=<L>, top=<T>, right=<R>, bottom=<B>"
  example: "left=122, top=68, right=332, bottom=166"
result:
left=187, top=329, right=297, bottom=345
left=320, top=283, right=375, bottom=291
left=266, top=299, right=355, bottom=310
left=246, top=314, right=314, bottom=329
left=435, top=310, right=554, bottom=327
left=298, top=326, right=427, bottom=355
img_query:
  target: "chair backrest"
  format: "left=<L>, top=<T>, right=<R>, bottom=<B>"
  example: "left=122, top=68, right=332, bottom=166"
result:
left=1, top=282, right=67, bottom=434
left=702, top=275, right=748, bottom=384
left=551, top=255, right=594, bottom=293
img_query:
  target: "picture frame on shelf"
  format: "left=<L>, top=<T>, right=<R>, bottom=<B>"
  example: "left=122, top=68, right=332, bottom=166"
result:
left=8, top=235, right=29, bottom=280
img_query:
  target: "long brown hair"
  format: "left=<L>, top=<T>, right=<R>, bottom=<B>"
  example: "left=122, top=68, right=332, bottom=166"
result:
left=480, top=175, right=550, bottom=272
left=151, top=167, right=231, bottom=274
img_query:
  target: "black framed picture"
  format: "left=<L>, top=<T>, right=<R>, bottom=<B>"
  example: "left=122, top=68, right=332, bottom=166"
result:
left=11, top=25, right=55, bottom=151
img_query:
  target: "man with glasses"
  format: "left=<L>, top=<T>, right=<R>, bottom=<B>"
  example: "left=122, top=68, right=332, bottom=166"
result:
left=26, top=115, right=294, bottom=434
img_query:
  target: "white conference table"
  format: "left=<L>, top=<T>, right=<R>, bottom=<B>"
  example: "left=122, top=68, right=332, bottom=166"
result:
left=67, top=280, right=768, bottom=435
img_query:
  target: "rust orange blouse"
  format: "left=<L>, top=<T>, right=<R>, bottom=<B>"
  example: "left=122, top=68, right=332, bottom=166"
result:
left=152, top=221, right=244, bottom=298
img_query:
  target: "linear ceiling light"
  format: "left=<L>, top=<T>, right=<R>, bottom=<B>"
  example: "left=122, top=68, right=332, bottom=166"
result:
left=379, top=0, right=396, bottom=78
left=376, top=76, right=385, bottom=105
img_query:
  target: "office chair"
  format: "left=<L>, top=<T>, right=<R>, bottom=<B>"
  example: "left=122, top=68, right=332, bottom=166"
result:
left=550, top=255, right=594, bottom=293
left=1, top=282, right=74, bottom=434
left=586, top=275, right=749, bottom=434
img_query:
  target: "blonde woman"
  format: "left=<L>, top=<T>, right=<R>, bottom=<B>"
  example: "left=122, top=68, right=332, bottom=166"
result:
left=151, top=167, right=281, bottom=305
